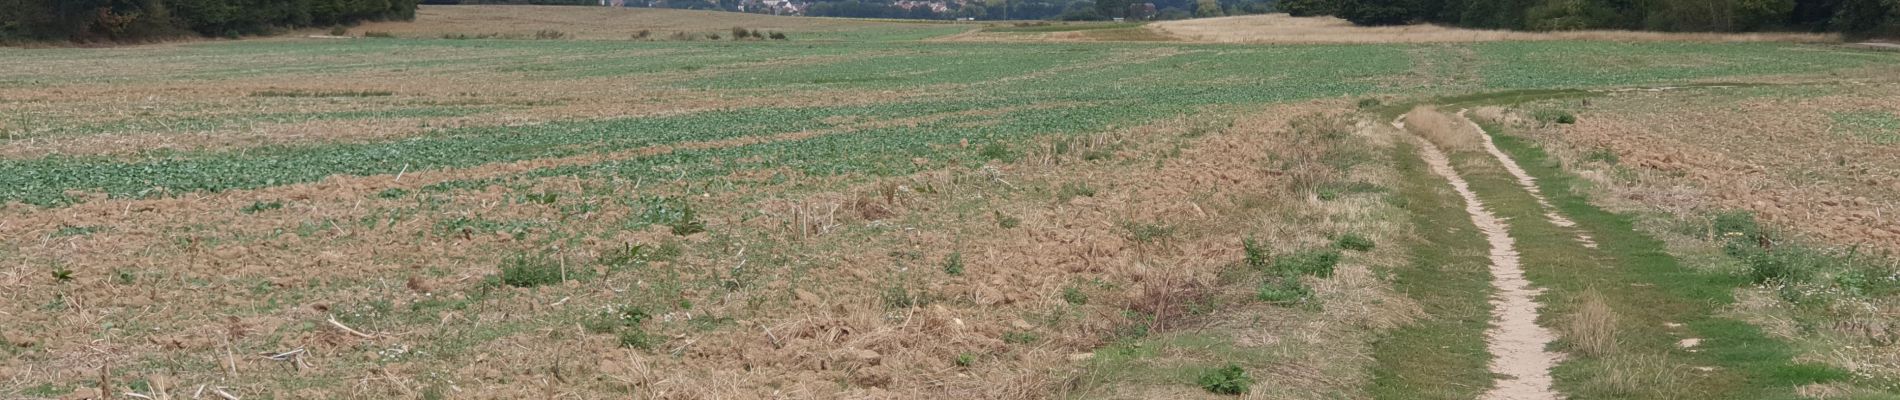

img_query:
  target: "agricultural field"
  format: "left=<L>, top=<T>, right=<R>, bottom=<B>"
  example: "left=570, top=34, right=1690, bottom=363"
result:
left=4, top=6, right=1900, bottom=399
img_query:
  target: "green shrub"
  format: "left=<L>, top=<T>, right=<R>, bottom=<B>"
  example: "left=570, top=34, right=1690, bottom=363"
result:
left=363, top=31, right=396, bottom=38
left=1533, top=109, right=1577, bottom=124
left=1357, top=98, right=1383, bottom=109
left=498, top=254, right=567, bottom=288
left=1003, top=331, right=1040, bottom=344
left=329, top=26, right=348, bottom=36
left=1197, top=364, right=1252, bottom=395
left=1334, top=233, right=1375, bottom=251
left=955, top=352, right=977, bottom=367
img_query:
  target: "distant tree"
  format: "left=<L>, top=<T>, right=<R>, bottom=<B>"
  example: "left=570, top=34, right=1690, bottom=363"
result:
left=1277, top=0, right=1339, bottom=15
left=1097, top=0, right=1131, bottom=17
left=1195, top=0, right=1227, bottom=16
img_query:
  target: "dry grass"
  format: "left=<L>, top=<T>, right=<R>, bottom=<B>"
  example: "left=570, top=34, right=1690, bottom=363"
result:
left=1403, top=106, right=1479, bottom=152
left=1583, top=354, right=1695, bottom=399
left=1151, top=14, right=1838, bottom=44
left=352, top=5, right=948, bottom=40
left=1563, top=289, right=1620, bottom=357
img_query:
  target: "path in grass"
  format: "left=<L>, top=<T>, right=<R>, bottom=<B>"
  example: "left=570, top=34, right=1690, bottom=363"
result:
left=1394, top=115, right=1561, bottom=399
left=1374, top=100, right=1856, bottom=399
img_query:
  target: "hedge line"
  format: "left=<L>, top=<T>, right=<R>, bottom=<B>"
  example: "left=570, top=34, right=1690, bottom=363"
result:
left=2, top=0, right=420, bottom=42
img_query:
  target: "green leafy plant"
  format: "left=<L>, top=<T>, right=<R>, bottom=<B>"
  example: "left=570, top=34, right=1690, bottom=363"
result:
left=943, top=252, right=965, bottom=276
left=1257, top=277, right=1310, bottom=305
left=1197, top=364, right=1252, bottom=395
left=1243, top=237, right=1271, bottom=270
left=51, top=266, right=74, bottom=283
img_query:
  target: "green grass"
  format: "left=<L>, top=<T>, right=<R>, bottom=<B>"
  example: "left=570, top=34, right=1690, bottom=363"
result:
left=1829, top=110, right=1900, bottom=144
left=1370, top=141, right=1496, bottom=399
left=982, top=22, right=1145, bottom=33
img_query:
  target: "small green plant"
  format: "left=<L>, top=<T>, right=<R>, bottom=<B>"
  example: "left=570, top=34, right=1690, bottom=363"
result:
left=768, top=31, right=787, bottom=40
left=617, top=329, right=654, bottom=350
left=1197, top=364, right=1252, bottom=395
left=1356, top=98, right=1382, bottom=109
left=1272, top=249, right=1341, bottom=278
left=114, top=269, right=136, bottom=285
left=51, top=266, right=74, bottom=283
left=634, top=196, right=706, bottom=235
left=883, top=282, right=928, bottom=309
left=1533, top=109, right=1577, bottom=124
left=1120, top=221, right=1173, bottom=244
left=1242, top=237, right=1271, bottom=270
left=523, top=191, right=560, bottom=205
left=954, top=352, right=977, bottom=367
left=943, top=252, right=965, bottom=276
left=534, top=30, right=568, bottom=40
left=376, top=188, right=409, bottom=199
left=1062, top=286, right=1089, bottom=305
left=241, top=200, right=284, bottom=214
left=1334, top=233, right=1375, bottom=251
left=1257, top=277, right=1310, bottom=305
left=363, top=31, right=395, bottom=38
left=1003, top=331, right=1039, bottom=344
left=994, top=211, right=1021, bottom=229
left=1057, top=181, right=1097, bottom=202
left=51, top=225, right=102, bottom=238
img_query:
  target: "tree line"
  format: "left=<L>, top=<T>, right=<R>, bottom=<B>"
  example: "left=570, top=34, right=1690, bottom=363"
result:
left=1, top=0, right=420, bottom=42
left=1282, top=0, right=1897, bottom=36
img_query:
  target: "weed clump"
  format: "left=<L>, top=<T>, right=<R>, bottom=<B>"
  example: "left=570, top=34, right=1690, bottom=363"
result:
left=497, top=253, right=582, bottom=288
left=1256, top=276, right=1310, bottom=304
left=363, top=31, right=394, bottom=38
left=534, top=30, right=567, bottom=40
left=1273, top=249, right=1341, bottom=278
left=994, top=211, right=1021, bottom=229
left=1063, top=286, right=1089, bottom=305
left=1242, top=237, right=1271, bottom=270
left=1533, top=109, right=1577, bottom=124
left=1196, top=364, right=1251, bottom=395
left=1334, top=233, right=1375, bottom=251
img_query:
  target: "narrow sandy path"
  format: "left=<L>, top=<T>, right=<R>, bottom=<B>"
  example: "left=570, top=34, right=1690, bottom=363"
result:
left=1457, top=109, right=1598, bottom=248
left=1394, top=117, right=1561, bottom=399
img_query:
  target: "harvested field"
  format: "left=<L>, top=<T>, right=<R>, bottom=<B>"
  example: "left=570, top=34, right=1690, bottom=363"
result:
left=1151, top=14, right=1840, bottom=44
left=5, top=6, right=1900, bottom=400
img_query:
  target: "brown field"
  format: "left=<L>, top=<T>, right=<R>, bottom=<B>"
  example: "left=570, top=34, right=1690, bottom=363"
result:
left=350, top=5, right=965, bottom=40
left=1151, top=14, right=1840, bottom=43
left=6, top=6, right=1900, bottom=400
